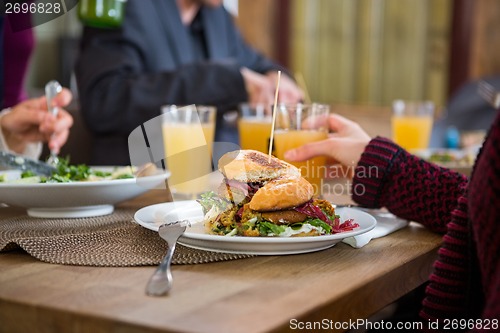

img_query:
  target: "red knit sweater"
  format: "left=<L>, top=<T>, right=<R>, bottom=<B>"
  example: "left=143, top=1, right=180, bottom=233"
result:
left=352, top=113, right=500, bottom=332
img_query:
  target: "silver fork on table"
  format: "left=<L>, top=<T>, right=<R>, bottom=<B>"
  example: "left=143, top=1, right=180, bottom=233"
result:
left=478, top=80, right=500, bottom=109
left=145, top=220, right=190, bottom=296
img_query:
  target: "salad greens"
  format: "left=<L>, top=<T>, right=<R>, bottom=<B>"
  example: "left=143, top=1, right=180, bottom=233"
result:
left=198, top=191, right=230, bottom=214
left=197, top=189, right=358, bottom=237
left=0, top=157, right=135, bottom=183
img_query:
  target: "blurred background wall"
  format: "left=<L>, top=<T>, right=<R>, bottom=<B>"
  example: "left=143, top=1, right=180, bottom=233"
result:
left=26, top=0, right=500, bottom=109
left=235, top=0, right=500, bottom=108
left=26, top=6, right=80, bottom=93
left=289, top=0, right=451, bottom=106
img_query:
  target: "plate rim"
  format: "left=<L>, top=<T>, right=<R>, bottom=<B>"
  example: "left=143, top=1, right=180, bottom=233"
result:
left=0, top=168, right=171, bottom=188
left=0, top=167, right=171, bottom=218
left=134, top=200, right=377, bottom=252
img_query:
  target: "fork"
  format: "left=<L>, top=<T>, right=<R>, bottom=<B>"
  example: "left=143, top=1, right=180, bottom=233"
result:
left=478, top=80, right=500, bottom=109
left=145, top=220, right=190, bottom=296
left=45, top=80, right=63, bottom=166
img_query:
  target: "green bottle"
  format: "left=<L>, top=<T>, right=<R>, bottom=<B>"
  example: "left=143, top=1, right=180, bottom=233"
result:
left=78, top=0, right=127, bottom=28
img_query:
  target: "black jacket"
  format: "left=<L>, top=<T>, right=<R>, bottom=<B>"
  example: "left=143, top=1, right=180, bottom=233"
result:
left=76, top=0, right=287, bottom=165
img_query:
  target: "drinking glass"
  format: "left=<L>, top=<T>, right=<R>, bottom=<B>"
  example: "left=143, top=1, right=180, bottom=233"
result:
left=273, top=103, right=330, bottom=196
left=391, top=100, right=434, bottom=151
left=78, top=0, right=127, bottom=28
left=237, top=103, right=273, bottom=153
left=162, top=105, right=216, bottom=199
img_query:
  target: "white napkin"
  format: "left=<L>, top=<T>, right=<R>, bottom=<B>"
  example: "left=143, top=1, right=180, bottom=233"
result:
left=342, top=209, right=408, bottom=248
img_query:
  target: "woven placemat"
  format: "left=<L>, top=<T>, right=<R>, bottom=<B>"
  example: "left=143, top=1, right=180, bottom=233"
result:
left=0, top=209, right=253, bottom=266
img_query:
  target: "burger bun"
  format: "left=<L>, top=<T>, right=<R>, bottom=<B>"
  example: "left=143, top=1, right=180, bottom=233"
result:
left=218, top=150, right=300, bottom=183
left=249, top=176, right=314, bottom=211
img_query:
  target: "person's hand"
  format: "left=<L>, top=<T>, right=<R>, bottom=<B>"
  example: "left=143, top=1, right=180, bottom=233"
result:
left=265, top=71, right=304, bottom=103
left=240, top=68, right=304, bottom=107
left=0, top=88, right=74, bottom=154
left=284, top=114, right=371, bottom=168
left=240, top=67, right=275, bottom=106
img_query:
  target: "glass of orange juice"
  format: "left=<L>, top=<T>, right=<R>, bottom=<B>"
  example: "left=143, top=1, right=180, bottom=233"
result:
left=391, top=100, right=434, bottom=151
left=237, top=103, right=273, bottom=153
left=162, top=105, right=216, bottom=199
left=273, top=103, right=330, bottom=196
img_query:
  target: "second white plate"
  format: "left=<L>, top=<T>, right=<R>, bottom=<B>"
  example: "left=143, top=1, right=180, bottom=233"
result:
left=0, top=168, right=170, bottom=218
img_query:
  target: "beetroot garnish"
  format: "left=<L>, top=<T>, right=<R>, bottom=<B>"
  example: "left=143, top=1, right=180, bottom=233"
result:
left=332, top=218, right=359, bottom=233
left=294, top=200, right=332, bottom=224
left=295, top=201, right=359, bottom=233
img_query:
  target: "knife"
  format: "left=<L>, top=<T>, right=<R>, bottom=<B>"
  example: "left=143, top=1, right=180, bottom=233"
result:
left=0, top=151, right=57, bottom=176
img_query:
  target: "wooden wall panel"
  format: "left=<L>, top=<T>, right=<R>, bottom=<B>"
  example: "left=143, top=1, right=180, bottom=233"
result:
left=447, top=0, right=474, bottom=96
left=289, top=0, right=452, bottom=106
left=470, top=0, right=500, bottom=78
left=381, top=0, right=427, bottom=101
left=426, top=0, right=452, bottom=104
left=235, top=0, right=455, bottom=107
left=355, top=0, right=384, bottom=103
left=448, top=0, right=500, bottom=96
left=235, top=0, right=276, bottom=60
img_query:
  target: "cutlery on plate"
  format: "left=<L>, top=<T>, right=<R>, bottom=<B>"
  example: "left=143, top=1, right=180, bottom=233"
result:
left=45, top=80, right=63, bottom=166
left=478, top=80, right=500, bottom=109
left=145, top=219, right=190, bottom=296
left=0, top=151, right=56, bottom=176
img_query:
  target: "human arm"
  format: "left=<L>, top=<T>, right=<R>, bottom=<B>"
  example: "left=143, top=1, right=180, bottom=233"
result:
left=76, top=29, right=249, bottom=136
left=0, top=88, right=73, bottom=157
left=239, top=68, right=304, bottom=106
left=76, top=40, right=247, bottom=136
left=284, top=114, right=468, bottom=233
left=236, top=69, right=306, bottom=107
left=352, top=136, right=467, bottom=233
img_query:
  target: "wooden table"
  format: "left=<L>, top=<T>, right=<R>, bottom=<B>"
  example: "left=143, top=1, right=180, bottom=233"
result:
left=0, top=188, right=442, bottom=333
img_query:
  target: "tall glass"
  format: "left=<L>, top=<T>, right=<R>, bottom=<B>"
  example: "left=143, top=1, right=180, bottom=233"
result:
left=391, top=100, right=434, bottom=151
left=162, top=105, right=216, bottom=199
left=273, top=103, right=330, bottom=196
left=237, top=103, right=273, bottom=153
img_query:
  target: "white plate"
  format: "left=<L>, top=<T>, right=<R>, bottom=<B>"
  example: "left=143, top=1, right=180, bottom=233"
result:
left=0, top=168, right=170, bottom=218
left=411, top=148, right=477, bottom=176
left=134, top=200, right=377, bottom=255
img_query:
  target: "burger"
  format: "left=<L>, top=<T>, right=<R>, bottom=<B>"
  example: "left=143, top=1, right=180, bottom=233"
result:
left=197, top=149, right=358, bottom=237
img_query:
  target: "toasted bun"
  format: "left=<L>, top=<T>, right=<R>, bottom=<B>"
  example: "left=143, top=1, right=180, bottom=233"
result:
left=218, top=150, right=300, bottom=183
left=249, top=176, right=314, bottom=211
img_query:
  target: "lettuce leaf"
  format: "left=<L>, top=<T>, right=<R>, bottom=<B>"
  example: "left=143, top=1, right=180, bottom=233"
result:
left=258, top=221, right=286, bottom=236
left=307, top=218, right=332, bottom=234
left=197, top=191, right=230, bottom=214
